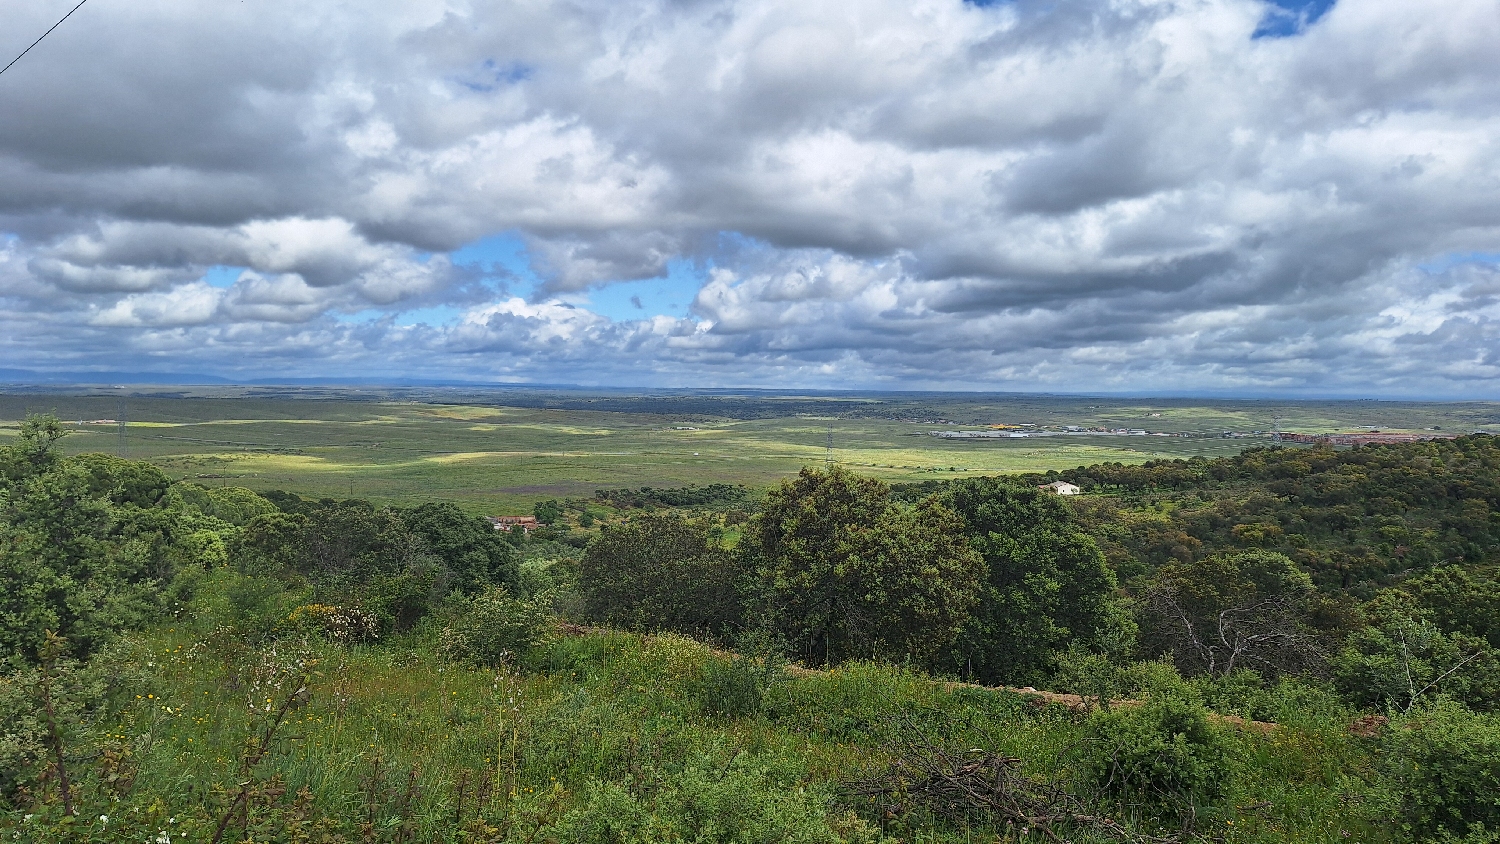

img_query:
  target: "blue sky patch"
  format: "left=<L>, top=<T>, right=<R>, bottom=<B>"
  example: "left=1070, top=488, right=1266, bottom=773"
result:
left=585, top=259, right=705, bottom=322
left=202, top=265, right=246, bottom=288
left=449, top=232, right=706, bottom=323
left=1418, top=251, right=1500, bottom=275
left=1253, top=0, right=1336, bottom=39
left=394, top=305, right=464, bottom=327
left=458, top=60, right=534, bottom=93
left=332, top=309, right=382, bottom=324
left=450, top=232, right=536, bottom=288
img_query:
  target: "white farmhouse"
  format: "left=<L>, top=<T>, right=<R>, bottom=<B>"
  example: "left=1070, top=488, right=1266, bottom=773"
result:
left=1039, top=481, right=1081, bottom=495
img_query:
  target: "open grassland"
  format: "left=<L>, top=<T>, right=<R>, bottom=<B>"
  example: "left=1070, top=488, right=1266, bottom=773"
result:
left=2, top=390, right=1498, bottom=513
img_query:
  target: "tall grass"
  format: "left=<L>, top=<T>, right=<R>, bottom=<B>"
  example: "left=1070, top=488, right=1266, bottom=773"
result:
left=3, top=611, right=1402, bottom=844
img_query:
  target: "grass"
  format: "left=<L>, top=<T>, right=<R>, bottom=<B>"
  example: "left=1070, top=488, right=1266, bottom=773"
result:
left=4, top=608, right=1391, bottom=844
left=5, top=390, right=1496, bottom=513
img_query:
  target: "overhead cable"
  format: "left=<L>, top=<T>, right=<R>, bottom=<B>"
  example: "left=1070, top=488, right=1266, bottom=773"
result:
left=0, top=0, right=91, bottom=79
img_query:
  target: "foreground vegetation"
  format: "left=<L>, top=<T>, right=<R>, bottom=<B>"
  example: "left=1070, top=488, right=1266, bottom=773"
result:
left=4, top=414, right=1500, bottom=842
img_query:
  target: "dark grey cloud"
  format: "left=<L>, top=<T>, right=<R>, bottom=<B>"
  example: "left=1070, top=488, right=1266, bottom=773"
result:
left=0, top=0, right=1498, bottom=394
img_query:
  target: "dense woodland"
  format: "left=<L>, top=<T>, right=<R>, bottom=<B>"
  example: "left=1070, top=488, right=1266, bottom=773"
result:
left=3, top=414, right=1499, bottom=843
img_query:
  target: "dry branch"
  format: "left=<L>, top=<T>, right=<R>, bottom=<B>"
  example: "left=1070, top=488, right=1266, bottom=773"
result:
left=843, top=720, right=1185, bottom=843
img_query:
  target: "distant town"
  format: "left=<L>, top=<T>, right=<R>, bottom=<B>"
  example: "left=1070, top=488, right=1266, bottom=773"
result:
left=929, top=423, right=1462, bottom=443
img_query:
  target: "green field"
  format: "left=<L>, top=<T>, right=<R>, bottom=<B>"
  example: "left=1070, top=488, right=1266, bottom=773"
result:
left=3, top=387, right=1498, bottom=513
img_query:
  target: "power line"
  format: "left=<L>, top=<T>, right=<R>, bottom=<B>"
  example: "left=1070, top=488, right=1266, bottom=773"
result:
left=0, top=0, right=90, bottom=79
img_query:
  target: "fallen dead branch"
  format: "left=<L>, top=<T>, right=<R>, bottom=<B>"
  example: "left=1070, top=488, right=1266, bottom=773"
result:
left=843, top=720, right=1188, bottom=843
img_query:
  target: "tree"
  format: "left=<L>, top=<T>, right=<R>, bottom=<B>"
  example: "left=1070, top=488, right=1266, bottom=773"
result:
left=1140, top=550, right=1326, bottom=679
left=1403, top=565, right=1500, bottom=648
left=397, top=502, right=517, bottom=593
left=941, top=477, right=1120, bottom=685
left=230, top=511, right=311, bottom=577
left=0, top=414, right=67, bottom=486
left=534, top=499, right=564, bottom=525
left=0, top=417, right=196, bottom=661
left=748, top=466, right=983, bottom=665
left=579, top=512, right=747, bottom=640
left=1333, top=589, right=1500, bottom=712
left=166, top=484, right=277, bottom=525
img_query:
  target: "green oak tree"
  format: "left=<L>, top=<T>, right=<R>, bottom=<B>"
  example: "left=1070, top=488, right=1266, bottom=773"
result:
left=941, top=477, right=1120, bottom=685
left=397, top=502, right=518, bottom=593
left=748, top=466, right=983, bottom=665
left=579, top=511, right=747, bottom=641
left=0, top=416, right=196, bottom=661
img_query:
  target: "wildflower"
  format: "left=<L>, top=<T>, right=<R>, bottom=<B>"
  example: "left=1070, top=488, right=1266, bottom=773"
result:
left=98, top=815, right=109, bottom=825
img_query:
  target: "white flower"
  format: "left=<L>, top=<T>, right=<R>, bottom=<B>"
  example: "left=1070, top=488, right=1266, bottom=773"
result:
left=154, top=832, right=172, bottom=843
left=98, top=815, right=108, bottom=825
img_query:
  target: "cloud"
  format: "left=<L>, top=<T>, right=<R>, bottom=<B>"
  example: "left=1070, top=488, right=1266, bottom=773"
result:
left=0, top=0, right=1497, bottom=394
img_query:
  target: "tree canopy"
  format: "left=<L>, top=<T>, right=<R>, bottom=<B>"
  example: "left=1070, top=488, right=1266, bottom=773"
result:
left=578, top=511, right=747, bottom=641
left=748, top=466, right=983, bottom=665
left=940, top=477, right=1119, bottom=685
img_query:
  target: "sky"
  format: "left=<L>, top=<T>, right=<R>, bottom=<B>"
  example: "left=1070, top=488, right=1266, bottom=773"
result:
left=0, top=0, right=1498, bottom=396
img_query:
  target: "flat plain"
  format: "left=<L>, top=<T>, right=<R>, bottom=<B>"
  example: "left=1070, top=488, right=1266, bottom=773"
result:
left=3, top=386, right=1498, bottom=513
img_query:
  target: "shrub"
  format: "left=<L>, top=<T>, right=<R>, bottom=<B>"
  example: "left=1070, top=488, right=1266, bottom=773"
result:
left=0, top=423, right=200, bottom=661
left=1081, top=693, right=1232, bottom=818
left=1191, top=669, right=1350, bottom=729
left=695, top=655, right=778, bottom=718
left=1381, top=702, right=1500, bottom=842
left=1051, top=644, right=1127, bottom=710
left=188, top=568, right=307, bottom=643
left=762, top=662, right=943, bottom=744
left=1335, top=614, right=1500, bottom=713
left=552, top=755, right=844, bottom=844
left=286, top=603, right=379, bottom=644
left=439, top=587, right=551, bottom=667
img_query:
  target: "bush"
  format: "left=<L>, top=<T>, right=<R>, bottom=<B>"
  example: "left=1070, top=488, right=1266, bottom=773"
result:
left=1191, top=669, right=1351, bottom=729
left=1381, top=702, right=1500, bottom=842
left=1081, top=693, right=1232, bottom=818
left=285, top=603, right=379, bottom=644
left=188, top=568, right=307, bottom=643
left=695, top=655, right=779, bottom=718
left=552, top=755, right=845, bottom=844
left=0, top=422, right=204, bottom=661
left=1335, top=614, right=1500, bottom=713
left=439, top=587, right=551, bottom=667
